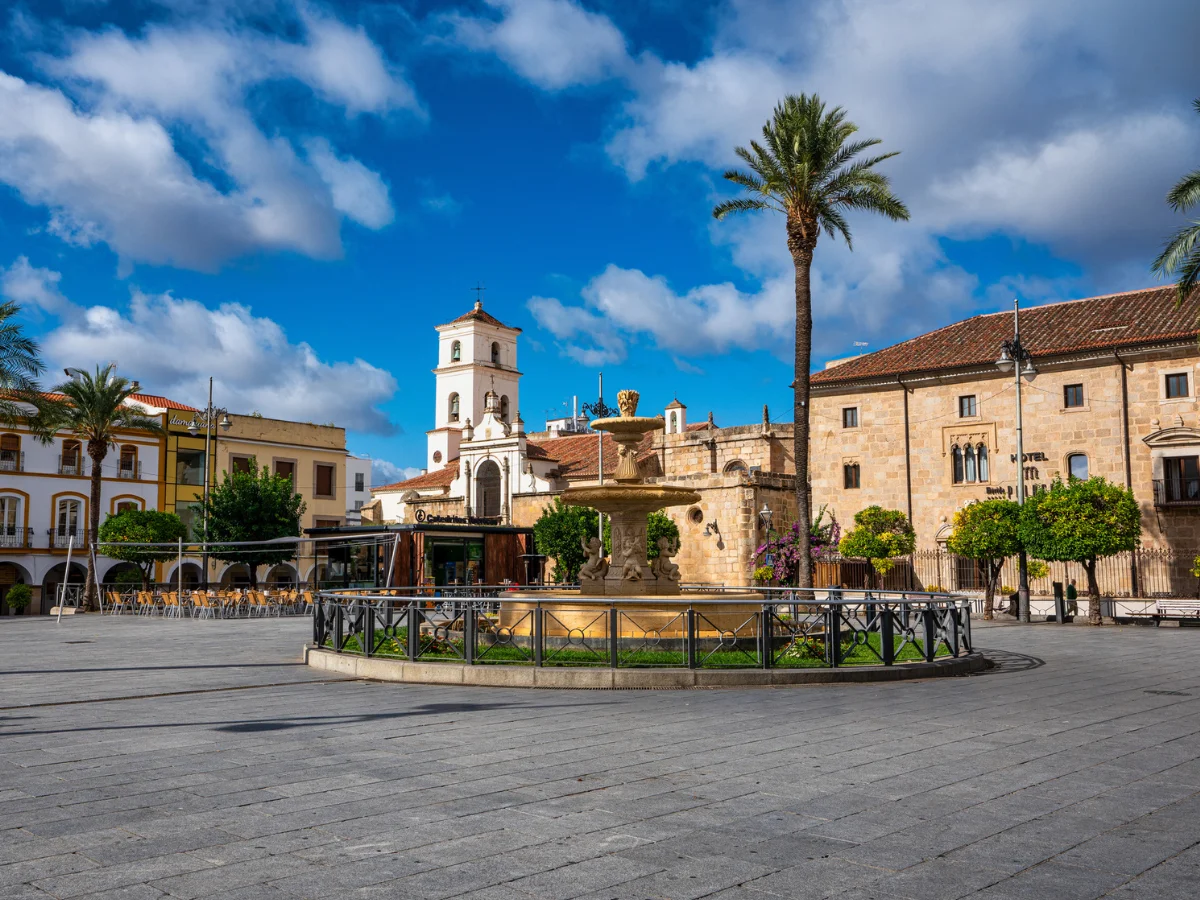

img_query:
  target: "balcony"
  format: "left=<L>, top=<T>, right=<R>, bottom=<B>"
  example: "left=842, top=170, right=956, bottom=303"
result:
left=1153, top=478, right=1200, bottom=508
left=59, top=456, right=85, bottom=476
left=48, top=529, right=88, bottom=550
left=0, top=527, right=31, bottom=549
left=117, top=461, right=141, bottom=479
left=0, top=451, right=22, bottom=473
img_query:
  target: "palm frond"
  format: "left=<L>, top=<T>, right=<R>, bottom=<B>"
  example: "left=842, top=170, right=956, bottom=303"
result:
left=1167, top=170, right=1200, bottom=212
left=1153, top=221, right=1200, bottom=302
left=713, top=198, right=772, bottom=220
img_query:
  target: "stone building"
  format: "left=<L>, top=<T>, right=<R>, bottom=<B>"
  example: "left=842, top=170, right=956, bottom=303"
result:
left=809, top=286, right=1200, bottom=592
left=372, top=301, right=798, bottom=585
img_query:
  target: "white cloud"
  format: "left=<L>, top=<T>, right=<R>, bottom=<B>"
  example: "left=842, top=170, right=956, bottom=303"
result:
left=444, top=0, right=629, bottom=89
left=0, top=11, right=415, bottom=271
left=5, top=260, right=399, bottom=434
left=0, top=256, right=75, bottom=318
left=371, top=459, right=424, bottom=486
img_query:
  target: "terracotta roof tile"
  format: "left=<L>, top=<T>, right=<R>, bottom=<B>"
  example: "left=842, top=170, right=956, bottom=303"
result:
left=811, top=286, right=1200, bottom=387
left=375, top=461, right=459, bottom=492
left=527, top=430, right=658, bottom=479
left=126, top=393, right=198, bottom=412
left=439, top=302, right=521, bottom=333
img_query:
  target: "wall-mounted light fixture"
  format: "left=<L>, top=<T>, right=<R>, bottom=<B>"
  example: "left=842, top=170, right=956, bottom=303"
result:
left=703, top=521, right=720, bottom=537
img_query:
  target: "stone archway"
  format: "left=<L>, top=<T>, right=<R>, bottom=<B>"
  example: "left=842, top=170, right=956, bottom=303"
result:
left=475, top=460, right=502, bottom=518
left=0, top=562, right=32, bottom=615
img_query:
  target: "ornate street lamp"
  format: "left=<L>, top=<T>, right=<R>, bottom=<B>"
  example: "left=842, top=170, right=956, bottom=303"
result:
left=582, top=373, right=616, bottom=542
left=189, top=378, right=232, bottom=589
left=995, top=299, right=1036, bottom=623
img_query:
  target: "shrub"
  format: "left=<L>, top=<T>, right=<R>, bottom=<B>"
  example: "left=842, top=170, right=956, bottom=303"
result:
left=5, top=583, right=32, bottom=612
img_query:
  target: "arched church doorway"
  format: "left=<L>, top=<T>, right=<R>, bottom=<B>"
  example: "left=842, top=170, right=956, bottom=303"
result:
left=475, top=460, right=501, bottom=518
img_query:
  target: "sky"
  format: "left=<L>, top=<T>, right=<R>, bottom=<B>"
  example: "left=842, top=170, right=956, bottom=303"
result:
left=2, top=0, right=1198, bottom=485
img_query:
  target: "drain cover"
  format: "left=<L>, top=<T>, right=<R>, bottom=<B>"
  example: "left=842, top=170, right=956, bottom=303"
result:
left=1145, top=689, right=1191, bottom=696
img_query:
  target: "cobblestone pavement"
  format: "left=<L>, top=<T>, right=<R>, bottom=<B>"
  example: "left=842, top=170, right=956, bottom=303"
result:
left=3, top=616, right=1200, bottom=899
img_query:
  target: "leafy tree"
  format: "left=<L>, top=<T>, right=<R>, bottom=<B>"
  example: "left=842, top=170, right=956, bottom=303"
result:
left=946, top=499, right=1021, bottom=620
left=756, top=506, right=840, bottom=585
left=196, top=458, right=306, bottom=588
left=603, top=510, right=680, bottom=560
left=532, top=497, right=599, bottom=583
left=1153, top=98, right=1200, bottom=301
left=5, top=583, right=32, bottom=614
left=714, top=95, right=909, bottom=588
left=837, top=506, right=916, bottom=589
left=38, top=365, right=163, bottom=609
left=0, top=300, right=44, bottom=426
left=1019, top=477, right=1141, bottom=625
left=98, top=509, right=188, bottom=590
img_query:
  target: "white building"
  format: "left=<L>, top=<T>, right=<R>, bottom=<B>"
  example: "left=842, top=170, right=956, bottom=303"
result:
left=344, top=454, right=372, bottom=524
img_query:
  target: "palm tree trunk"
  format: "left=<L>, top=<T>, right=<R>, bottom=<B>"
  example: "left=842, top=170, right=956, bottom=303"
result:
left=84, top=441, right=106, bottom=611
left=789, top=225, right=816, bottom=589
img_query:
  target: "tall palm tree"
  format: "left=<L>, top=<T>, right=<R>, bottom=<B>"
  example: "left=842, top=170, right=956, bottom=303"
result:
left=714, top=94, right=909, bottom=588
left=0, top=300, right=44, bottom=425
left=40, top=366, right=162, bottom=610
left=1153, top=98, right=1200, bottom=302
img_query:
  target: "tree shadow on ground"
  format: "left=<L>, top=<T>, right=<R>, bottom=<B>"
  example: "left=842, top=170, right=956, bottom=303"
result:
left=974, top=648, right=1046, bottom=674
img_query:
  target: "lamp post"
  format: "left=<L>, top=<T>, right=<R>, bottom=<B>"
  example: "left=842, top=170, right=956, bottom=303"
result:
left=582, top=373, right=616, bottom=543
left=995, top=299, right=1037, bottom=623
left=187, top=377, right=231, bottom=589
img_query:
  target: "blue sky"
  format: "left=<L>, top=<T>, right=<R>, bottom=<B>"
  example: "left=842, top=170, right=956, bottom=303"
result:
left=2, top=0, right=1199, bottom=483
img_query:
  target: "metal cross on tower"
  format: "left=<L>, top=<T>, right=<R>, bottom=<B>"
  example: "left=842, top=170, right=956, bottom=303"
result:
left=473, top=283, right=486, bottom=304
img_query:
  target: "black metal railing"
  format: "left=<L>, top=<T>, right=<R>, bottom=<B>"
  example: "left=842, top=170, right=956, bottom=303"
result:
left=0, top=451, right=23, bottom=472
left=117, top=461, right=141, bottom=479
left=58, top=456, right=85, bottom=476
left=312, top=587, right=972, bottom=670
left=1153, top=478, right=1200, bottom=508
left=0, top=527, right=32, bottom=549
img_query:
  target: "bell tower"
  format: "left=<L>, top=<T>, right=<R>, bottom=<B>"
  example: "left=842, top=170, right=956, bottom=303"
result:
left=428, top=297, right=522, bottom=470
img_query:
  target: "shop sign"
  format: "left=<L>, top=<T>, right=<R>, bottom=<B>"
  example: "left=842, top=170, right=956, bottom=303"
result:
left=1009, top=451, right=1047, bottom=463
left=414, top=510, right=502, bottom=526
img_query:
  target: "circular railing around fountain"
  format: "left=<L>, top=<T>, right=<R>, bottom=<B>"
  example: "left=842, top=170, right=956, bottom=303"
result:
left=311, top=586, right=972, bottom=670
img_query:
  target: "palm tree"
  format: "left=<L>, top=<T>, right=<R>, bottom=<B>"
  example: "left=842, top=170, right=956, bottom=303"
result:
left=713, top=94, right=909, bottom=588
left=0, top=300, right=44, bottom=425
left=1153, top=98, right=1200, bottom=302
left=39, top=366, right=162, bottom=610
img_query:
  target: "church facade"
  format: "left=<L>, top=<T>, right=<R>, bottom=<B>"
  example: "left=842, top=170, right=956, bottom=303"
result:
left=371, top=300, right=799, bottom=585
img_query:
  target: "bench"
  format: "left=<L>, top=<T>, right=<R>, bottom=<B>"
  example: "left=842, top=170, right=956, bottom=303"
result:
left=1156, top=599, right=1200, bottom=618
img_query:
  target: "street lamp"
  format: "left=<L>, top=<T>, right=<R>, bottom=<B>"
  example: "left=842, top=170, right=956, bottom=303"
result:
left=582, top=373, right=616, bottom=543
left=758, top=503, right=773, bottom=534
left=189, top=377, right=232, bottom=589
left=995, top=298, right=1036, bottom=623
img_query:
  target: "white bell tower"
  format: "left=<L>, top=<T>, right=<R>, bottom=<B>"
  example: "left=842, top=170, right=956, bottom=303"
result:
left=427, top=298, right=522, bottom=470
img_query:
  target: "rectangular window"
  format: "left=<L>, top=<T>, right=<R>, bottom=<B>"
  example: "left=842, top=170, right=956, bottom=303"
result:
left=314, top=518, right=341, bottom=529
left=842, top=407, right=859, bottom=428
left=176, top=449, right=205, bottom=486
left=274, top=460, right=295, bottom=486
left=958, top=395, right=977, bottom=418
left=315, top=463, right=336, bottom=498
left=354, top=500, right=364, bottom=510
left=231, top=455, right=253, bottom=474
left=1166, top=373, right=1190, bottom=399
left=843, top=463, right=861, bottom=489
left=1164, top=455, right=1200, bottom=502
left=1064, top=384, right=1085, bottom=408
left=355, top=473, right=365, bottom=492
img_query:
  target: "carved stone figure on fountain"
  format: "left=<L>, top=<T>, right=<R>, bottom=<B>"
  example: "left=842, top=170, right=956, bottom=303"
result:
left=619, top=527, right=644, bottom=583
left=578, top=536, right=609, bottom=591
left=650, top=537, right=681, bottom=583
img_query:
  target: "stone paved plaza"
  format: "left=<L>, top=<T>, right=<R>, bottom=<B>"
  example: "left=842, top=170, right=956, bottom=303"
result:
left=3, top=617, right=1200, bottom=899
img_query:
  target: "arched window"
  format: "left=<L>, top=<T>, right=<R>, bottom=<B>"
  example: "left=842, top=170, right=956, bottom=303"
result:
left=491, top=341, right=501, bottom=364
left=0, top=495, right=22, bottom=541
left=119, top=445, right=138, bottom=479
left=723, top=459, right=747, bottom=475
left=977, top=444, right=989, bottom=482
left=500, top=395, right=509, bottom=421
left=475, top=460, right=502, bottom=518
left=669, top=412, right=678, bottom=432
left=450, top=340, right=461, bottom=362
left=61, top=440, right=82, bottom=475
left=951, top=446, right=964, bottom=484
left=964, top=445, right=977, bottom=483
left=116, top=500, right=138, bottom=514
left=0, top=433, right=19, bottom=471
left=448, top=393, right=460, bottom=422
left=1068, top=453, right=1089, bottom=480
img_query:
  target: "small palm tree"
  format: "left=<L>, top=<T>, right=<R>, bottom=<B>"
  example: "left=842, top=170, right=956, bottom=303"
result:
left=1153, top=98, right=1200, bottom=302
left=0, top=300, right=44, bottom=425
left=39, top=366, right=163, bottom=610
left=713, top=94, right=909, bottom=587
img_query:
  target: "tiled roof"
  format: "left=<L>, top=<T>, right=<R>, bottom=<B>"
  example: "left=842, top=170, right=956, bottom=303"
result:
left=811, top=286, right=1200, bottom=387
left=374, top=462, right=459, bottom=493
left=440, top=302, right=521, bottom=333
left=526, top=430, right=658, bottom=479
left=127, top=393, right=198, bottom=412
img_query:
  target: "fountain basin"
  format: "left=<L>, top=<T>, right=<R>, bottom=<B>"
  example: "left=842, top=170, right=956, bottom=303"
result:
left=560, top=483, right=701, bottom=514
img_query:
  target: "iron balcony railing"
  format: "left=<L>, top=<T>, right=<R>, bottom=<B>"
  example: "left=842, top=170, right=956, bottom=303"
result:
left=1153, top=478, right=1200, bottom=508
left=0, top=527, right=31, bottom=549
left=312, top=586, right=972, bottom=670
left=48, top=529, right=87, bottom=549
left=0, top=451, right=23, bottom=472
left=58, top=456, right=85, bottom=476
left=117, top=461, right=141, bottom=479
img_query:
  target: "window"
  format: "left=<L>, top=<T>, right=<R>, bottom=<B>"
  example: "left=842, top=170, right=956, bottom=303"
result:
left=723, top=460, right=748, bottom=475
left=952, top=446, right=964, bottom=484
left=118, top=445, right=138, bottom=479
left=0, top=434, right=20, bottom=471
left=231, top=455, right=253, bottom=475
left=116, top=501, right=138, bottom=514
left=314, top=518, right=341, bottom=529
left=1167, top=373, right=1190, bottom=399
left=1164, top=456, right=1200, bottom=502
left=355, top=473, right=365, bottom=492
left=0, top=496, right=21, bottom=542
left=1068, top=453, right=1089, bottom=480
left=500, top=395, right=510, bottom=422
left=176, top=507, right=196, bottom=538
left=842, top=407, right=859, bottom=428
left=958, top=395, right=977, bottom=418
left=843, top=463, right=861, bottom=489
left=450, top=340, right=461, bottom=362
left=354, top=500, right=364, bottom=511
left=491, top=341, right=501, bottom=364
left=977, top=445, right=989, bottom=482
left=1064, top=384, right=1085, bottom=408
left=964, top=445, right=977, bottom=483
left=315, top=463, right=336, bottom=498
left=176, top=448, right=205, bottom=485
left=448, top=392, right=460, bottom=422
left=61, top=439, right=82, bottom=475
left=56, top=498, right=81, bottom=536
left=274, top=459, right=295, bottom=487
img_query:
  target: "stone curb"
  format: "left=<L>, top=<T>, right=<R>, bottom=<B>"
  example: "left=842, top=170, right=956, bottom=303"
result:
left=303, top=646, right=987, bottom=688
